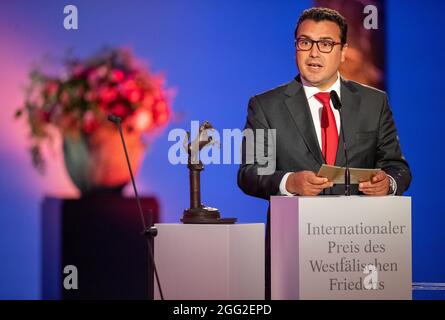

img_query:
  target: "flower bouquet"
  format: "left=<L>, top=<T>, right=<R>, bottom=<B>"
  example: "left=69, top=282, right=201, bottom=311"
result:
left=16, top=48, right=172, bottom=194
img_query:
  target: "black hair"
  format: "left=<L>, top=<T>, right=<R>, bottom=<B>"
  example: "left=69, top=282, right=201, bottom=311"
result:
left=295, top=7, right=348, bottom=45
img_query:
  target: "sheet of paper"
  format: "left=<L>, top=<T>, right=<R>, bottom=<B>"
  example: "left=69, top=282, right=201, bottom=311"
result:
left=317, top=164, right=381, bottom=184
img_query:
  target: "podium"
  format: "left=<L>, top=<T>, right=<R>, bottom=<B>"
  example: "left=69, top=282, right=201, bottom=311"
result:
left=270, top=196, right=412, bottom=300
left=153, top=223, right=264, bottom=300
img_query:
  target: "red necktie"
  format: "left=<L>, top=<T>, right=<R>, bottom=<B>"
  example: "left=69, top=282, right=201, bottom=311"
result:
left=314, top=92, right=338, bottom=165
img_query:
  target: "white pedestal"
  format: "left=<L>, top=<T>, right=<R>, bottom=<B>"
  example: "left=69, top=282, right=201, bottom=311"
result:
left=271, top=196, right=412, bottom=300
left=154, top=223, right=265, bottom=300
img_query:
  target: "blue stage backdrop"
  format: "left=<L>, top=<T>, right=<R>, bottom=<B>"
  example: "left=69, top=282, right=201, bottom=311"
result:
left=0, top=0, right=443, bottom=298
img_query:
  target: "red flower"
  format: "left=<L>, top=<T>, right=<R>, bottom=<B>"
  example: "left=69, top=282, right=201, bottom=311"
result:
left=128, top=89, right=142, bottom=103
left=121, top=79, right=137, bottom=93
left=110, top=102, right=129, bottom=118
left=17, top=48, right=173, bottom=172
left=82, top=111, right=99, bottom=133
left=110, top=69, right=125, bottom=82
left=155, top=101, right=167, bottom=113
left=98, top=86, right=118, bottom=103
left=44, top=81, right=59, bottom=97
left=141, top=95, right=154, bottom=109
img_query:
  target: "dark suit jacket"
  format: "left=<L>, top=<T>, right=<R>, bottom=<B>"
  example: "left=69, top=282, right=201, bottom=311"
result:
left=238, top=76, right=411, bottom=198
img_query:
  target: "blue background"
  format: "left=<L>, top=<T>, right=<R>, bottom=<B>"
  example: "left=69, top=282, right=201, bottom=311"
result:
left=0, top=0, right=443, bottom=299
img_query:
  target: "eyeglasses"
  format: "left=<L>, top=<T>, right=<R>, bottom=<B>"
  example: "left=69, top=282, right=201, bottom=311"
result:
left=295, top=37, right=342, bottom=53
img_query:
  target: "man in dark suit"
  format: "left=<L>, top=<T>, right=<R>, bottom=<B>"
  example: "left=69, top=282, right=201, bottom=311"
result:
left=237, top=7, right=411, bottom=299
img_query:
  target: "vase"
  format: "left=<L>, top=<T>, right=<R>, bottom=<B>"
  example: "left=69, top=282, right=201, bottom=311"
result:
left=63, top=126, right=146, bottom=196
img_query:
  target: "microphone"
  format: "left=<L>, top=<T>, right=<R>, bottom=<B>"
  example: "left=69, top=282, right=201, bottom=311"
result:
left=330, top=90, right=351, bottom=196
left=107, top=114, right=122, bottom=124
left=108, top=114, right=165, bottom=300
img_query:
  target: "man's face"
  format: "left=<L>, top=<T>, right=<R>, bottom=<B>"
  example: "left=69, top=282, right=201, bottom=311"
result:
left=295, top=19, right=347, bottom=90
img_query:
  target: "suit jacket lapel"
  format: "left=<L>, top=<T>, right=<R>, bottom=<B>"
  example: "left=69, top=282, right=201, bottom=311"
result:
left=335, top=78, right=361, bottom=167
left=284, top=76, right=324, bottom=165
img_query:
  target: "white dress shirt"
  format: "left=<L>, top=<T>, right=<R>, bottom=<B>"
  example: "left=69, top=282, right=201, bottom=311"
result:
left=278, top=74, right=396, bottom=195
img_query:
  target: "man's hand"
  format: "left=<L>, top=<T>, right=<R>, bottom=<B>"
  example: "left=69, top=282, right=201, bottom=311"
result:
left=285, top=171, right=333, bottom=196
left=359, top=170, right=390, bottom=195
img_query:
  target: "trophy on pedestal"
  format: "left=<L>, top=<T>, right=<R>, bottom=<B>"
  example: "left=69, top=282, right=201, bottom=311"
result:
left=181, top=121, right=237, bottom=224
